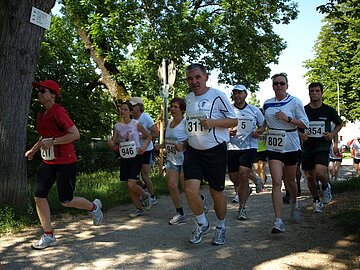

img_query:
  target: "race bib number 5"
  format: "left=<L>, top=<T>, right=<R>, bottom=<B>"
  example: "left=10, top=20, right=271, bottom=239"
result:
left=266, top=130, right=287, bottom=151
left=237, top=118, right=254, bottom=135
left=119, top=141, right=137, bottom=158
left=306, top=121, right=325, bottom=138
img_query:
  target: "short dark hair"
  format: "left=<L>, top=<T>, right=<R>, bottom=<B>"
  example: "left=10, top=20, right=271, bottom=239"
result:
left=186, top=63, right=207, bottom=74
left=170, top=97, right=186, bottom=113
left=119, top=101, right=134, bottom=112
left=308, top=82, right=323, bottom=92
left=271, top=72, right=288, bottom=83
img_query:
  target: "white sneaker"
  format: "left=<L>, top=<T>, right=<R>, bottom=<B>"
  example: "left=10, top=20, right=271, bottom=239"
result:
left=169, top=213, right=186, bottom=225
left=31, top=234, right=58, bottom=250
left=150, top=196, right=158, bottom=206
left=91, top=199, right=103, bottom=225
left=237, top=207, right=247, bottom=220
left=314, top=201, right=324, bottom=213
left=322, top=183, right=332, bottom=204
left=271, top=219, right=285, bottom=234
left=232, top=194, right=239, bottom=203
left=189, top=220, right=210, bottom=244
left=129, top=209, right=144, bottom=218
left=142, top=193, right=152, bottom=211
left=212, top=226, right=226, bottom=245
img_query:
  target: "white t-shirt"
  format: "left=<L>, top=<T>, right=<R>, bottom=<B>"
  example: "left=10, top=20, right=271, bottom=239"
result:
left=185, top=88, right=237, bottom=150
left=228, top=103, right=264, bottom=150
left=137, top=112, right=155, bottom=151
left=351, top=140, right=360, bottom=159
left=263, top=94, right=309, bottom=153
left=165, top=118, right=188, bottom=165
left=114, top=119, right=141, bottom=158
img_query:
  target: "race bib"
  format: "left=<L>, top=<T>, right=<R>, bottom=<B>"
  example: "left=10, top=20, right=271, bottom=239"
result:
left=165, top=139, right=178, bottom=159
left=306, top=121, right=325, bottom=138
left=119, top=141, right=137, bottom=159
left=41, top=146, right=55, bottom=161
left=186, top=115, right=208, bottom=137
left=266, top=130, right=287, bottom=151
left=258, top=134, right=266, bottom=142
left=236, top=118, right=254, bottom=135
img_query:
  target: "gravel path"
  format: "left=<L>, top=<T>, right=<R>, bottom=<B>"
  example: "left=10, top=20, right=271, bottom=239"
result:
left=1, top=161, right=359, bottom=270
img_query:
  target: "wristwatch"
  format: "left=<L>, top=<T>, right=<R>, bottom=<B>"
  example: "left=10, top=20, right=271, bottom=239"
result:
left=287, top=117, right=292, bottom=123
left=52, top=138, right=57, bottom=145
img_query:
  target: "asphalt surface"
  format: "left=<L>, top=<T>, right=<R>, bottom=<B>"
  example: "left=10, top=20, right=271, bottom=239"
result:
left=0, top=159, right=359, bottom=270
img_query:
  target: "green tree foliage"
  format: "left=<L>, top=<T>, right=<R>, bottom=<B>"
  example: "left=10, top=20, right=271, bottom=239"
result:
left=60, top=0, right=299, bottom=98
left=248, top=92, right=261, bottom=107
left=304, top=0, right=360, bottom=121
left=29, top=15, right=119, bottom=174
left=33, top=15, right=117, bottom=141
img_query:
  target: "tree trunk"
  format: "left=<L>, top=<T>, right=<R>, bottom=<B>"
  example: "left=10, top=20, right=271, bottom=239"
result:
left=0, top=0, right=55, bottom=211
left=77, top=28, right=129, bottom=101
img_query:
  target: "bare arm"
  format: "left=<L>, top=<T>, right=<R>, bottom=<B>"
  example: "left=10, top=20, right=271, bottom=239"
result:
left=138, top=123, right=152, bottom=155
left=200, top=118, right=238, bottom=129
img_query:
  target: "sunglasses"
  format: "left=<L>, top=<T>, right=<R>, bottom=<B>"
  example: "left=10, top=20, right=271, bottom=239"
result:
left=273, top=82, right=287, bottom=86
left=36, top=88, right=53, bottom=94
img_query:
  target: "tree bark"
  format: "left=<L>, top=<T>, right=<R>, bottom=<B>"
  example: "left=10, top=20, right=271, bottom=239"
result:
left=77, top=28, right=129, bottom=101
left=0, top=0, right=55, bottom=211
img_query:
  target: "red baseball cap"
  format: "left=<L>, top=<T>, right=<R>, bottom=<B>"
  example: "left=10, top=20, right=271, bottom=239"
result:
left=32, top=80, right=61, bottom=97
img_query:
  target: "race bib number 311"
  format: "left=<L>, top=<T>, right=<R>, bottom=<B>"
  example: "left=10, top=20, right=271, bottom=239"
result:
left=186, top=115, right=208, bottom=137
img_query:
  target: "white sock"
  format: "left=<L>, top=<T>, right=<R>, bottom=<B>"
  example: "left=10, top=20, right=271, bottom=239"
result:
left=196, top=213, right=208, bottom=226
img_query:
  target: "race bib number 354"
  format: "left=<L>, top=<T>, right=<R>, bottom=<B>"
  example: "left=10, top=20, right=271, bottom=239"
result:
left=306, top=121, right=325, bottom=138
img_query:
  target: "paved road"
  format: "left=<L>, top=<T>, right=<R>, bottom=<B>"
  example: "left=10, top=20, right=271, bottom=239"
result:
left=0, top=161, right=358, bottom=270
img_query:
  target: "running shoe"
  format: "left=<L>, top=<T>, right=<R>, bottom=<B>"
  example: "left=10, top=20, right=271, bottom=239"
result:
left=271, top=219, right=285, bottom=234
left=322, top=183, right=332, bottom=204
left=150, top=196, right=158, bottom=206
left=290, top=204, right=301, bottom=223
left=255, top=179, right=262, bottom=193
left=212, top=226, right=226, bottom=245
left=129, top=209, right=144, bottom=218
left=169, top=213, right=186, bottom=225
left=189, top=220, right=210, bottom=244
left=202, top=194, right=209, bottom=214
left=31, top=233, right=58, bottom=250
left=142, top=193, right=152, bottom=211
left=314, top=201, right=324, bottom=213
left=91, top=199, right=103, bottom=225
left=232, top=194, right=239, bottom=203
left=237, top=207, right=247, bottom=220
